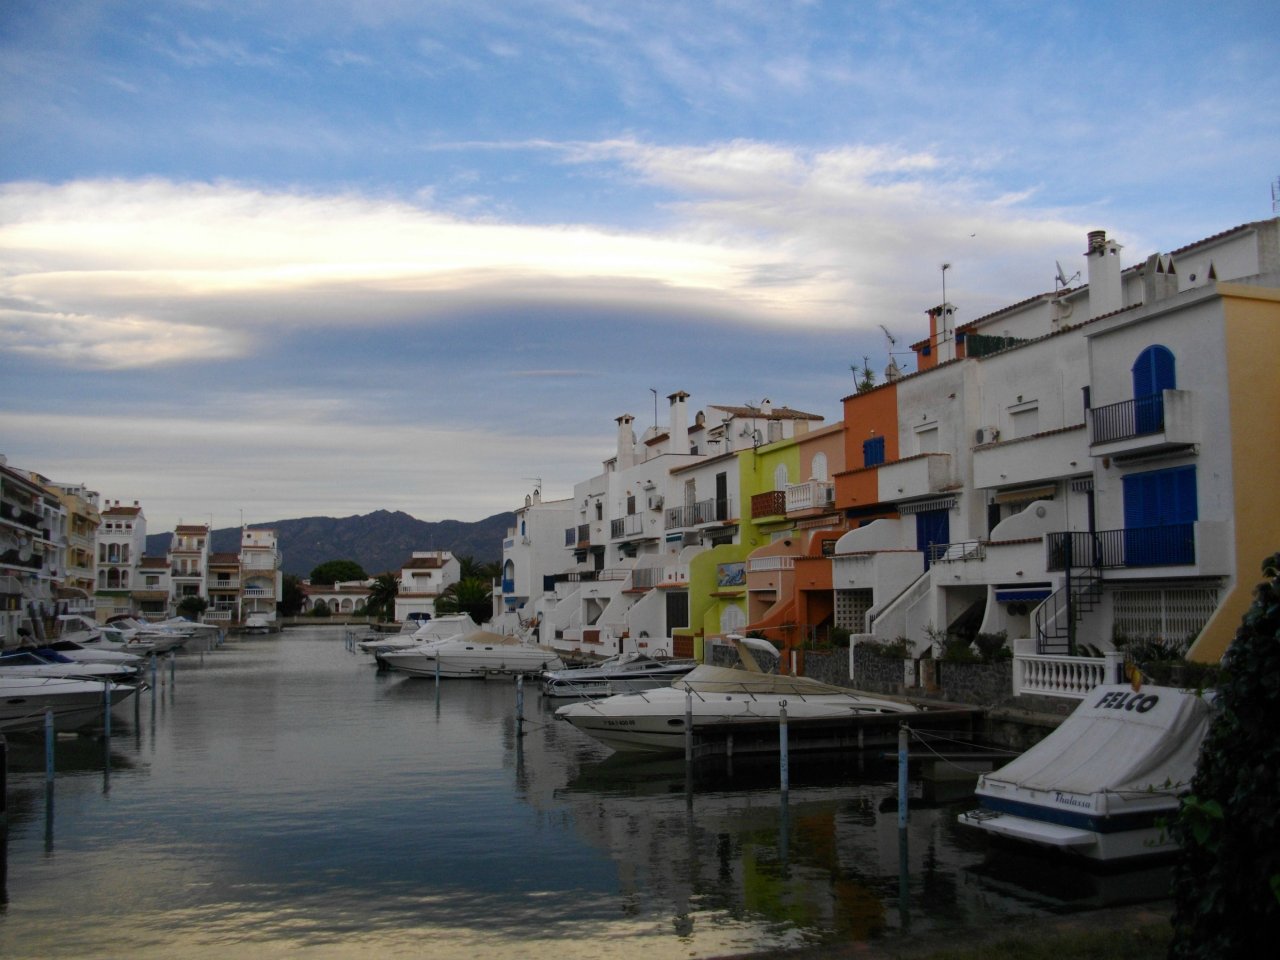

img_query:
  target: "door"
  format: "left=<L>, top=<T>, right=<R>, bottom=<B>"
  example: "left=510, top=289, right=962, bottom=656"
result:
left=915, top=509, right=950, bottom=569
left=1122, top=466, right=1196, bottom=565
left=1132, top=345, right=1175, bottom=434
left=715, top=472, right=729, bottom=521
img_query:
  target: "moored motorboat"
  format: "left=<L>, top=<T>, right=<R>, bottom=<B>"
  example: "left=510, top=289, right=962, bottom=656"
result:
left=540, top=651, right=698, bottom=699
left=0, top=648, right=142, bottom=682
left=0, top=676, right=137, bottom=733
left=358, top=614, right=479, bottom=657
left=555, top=637, right=915, bottom=753
left=381, top=630, right=564, bottom=678
left=957, top=682, right=1213, bottom=862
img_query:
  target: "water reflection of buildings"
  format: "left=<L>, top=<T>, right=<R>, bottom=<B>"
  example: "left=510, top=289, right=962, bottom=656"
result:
left=508, top=700, right=1131, bottom=948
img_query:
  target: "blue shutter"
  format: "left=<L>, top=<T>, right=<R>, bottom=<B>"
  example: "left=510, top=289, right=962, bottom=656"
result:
left=1132, top=346, right=1175, bottom=434
left=862, top=436, right=885, bottom=467
left=915, top=510, right=949, bottom=569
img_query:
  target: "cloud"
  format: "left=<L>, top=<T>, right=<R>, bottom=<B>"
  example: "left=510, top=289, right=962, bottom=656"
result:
left=0, top=136, right=1103, bottom=374
left=3, top=407, right=601, bottom=529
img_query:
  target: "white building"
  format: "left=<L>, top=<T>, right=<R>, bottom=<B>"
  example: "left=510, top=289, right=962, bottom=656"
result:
left=240, top=528, right=283, bottom=624
left=394, top=550, right=460, bottom=621
left=833, top=219, right=1280, bottom=694
left=499, top=391, right=823, bottom=659
left=96, top=499, right=147, bottom=621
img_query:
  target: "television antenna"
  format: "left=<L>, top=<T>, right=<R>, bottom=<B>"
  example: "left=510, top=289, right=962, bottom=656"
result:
left=522, top=477, right=542, bottom=494
left=1055, top=260, right=1081, bottom=291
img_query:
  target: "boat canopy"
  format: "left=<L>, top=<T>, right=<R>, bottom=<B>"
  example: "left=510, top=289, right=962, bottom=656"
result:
left=984, top=683, right=1213, bottom=798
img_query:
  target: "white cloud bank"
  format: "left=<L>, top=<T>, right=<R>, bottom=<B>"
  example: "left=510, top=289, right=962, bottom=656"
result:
left=0, top=141, right=1099, bottom=370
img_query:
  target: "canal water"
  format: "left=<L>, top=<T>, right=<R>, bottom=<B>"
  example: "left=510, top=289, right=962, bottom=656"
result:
left=0, top=627, right=1171, bottom=959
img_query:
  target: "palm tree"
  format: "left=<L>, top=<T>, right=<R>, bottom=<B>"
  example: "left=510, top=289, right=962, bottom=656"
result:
left=435, top=577, right=492, bottom=625
left=364, top=573, right=400, bottom=623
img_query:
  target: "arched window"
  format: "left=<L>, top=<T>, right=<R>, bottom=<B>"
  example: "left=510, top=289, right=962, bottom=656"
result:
left=1132, top=345, right=1176, bottom=434
left=811, top=452, right=828, bottom=481
left=1132, top=345, right=1176, bottom=397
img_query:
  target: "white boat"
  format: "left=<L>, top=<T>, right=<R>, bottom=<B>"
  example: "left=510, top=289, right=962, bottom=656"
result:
left=957, top=682, right=1213, bottom=862
left=0, top=648, right=141, bottom=683
left=105, top=616, right=191, bottom=653
left=0, top=676, right=137, bottom=733
left=540, top=651, right=698, bottom=699
left=359, top=614, right=479, bottom=659
left=34, top=638, right=143, bottom=668
left=555, top=637, right=915, bottom=753
left=380, top=630, right=565, bottom=678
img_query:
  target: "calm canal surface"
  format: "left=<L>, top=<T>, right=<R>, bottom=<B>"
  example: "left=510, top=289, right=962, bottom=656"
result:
left=0, top=627, right=1171, bottom=959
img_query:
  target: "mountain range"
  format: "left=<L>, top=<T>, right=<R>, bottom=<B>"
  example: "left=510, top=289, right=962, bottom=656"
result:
left=144, top=509, right=515, bottom=578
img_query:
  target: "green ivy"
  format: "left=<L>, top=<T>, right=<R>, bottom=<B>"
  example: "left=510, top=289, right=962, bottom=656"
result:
left=1168, top=553, right=1280, bottom=957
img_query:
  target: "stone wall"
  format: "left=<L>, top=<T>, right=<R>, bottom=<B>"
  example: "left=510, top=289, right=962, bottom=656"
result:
left=850, top=645, right=911, bottom=695
left=934, top=659, right=1014, bottom=706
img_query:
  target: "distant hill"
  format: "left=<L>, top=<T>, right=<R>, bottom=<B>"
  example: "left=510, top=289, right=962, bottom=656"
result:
left=145, top=509, right=514, bottom=577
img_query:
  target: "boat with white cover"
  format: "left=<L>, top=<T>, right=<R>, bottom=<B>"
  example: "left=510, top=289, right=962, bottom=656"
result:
left=0, top=676, right=137, bottom=733
left=358, top=614, right=479, bottom=659
left=540, top=651, right=698, bottom=699
left=381, top=630, right=564, bottom=678
left=0, top=649, right=141, bottom=682
left=555, top=637, right=916, bottom=753
left=957, top=682, right=1214, bottom=862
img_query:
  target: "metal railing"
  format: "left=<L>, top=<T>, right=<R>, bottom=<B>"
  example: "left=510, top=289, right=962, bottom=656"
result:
left=1090, top=392, right=1164, bottom=444
left=610, top=514, right=645, bottom=539
left=664, top=498, right=732, bottom=530
left=927, top=540, right=987, bottom=563
left=1046, top=525, right=1195, bottom=571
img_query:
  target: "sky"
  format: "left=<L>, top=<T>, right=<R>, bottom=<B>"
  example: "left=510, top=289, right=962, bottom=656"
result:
left=2, top=1, right=1277, bottom=533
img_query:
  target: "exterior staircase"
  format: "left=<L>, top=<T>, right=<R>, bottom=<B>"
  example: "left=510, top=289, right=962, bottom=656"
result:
left=1035, top=533, right=1104, bottom=655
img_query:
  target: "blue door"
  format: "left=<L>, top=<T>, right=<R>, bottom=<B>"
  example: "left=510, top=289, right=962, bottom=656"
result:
left=1122, top=465, right=1196, bottom=565
left=916, top=509, right=950, bottom=569
left=1132, top=345, right=1175, bottom=434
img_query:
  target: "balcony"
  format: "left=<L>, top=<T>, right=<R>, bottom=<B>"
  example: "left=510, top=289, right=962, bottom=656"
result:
left=785, top=480, right=834, bottom=514
left=973, top=425, right=1087, bottom=489
left=209, top=578, right=241, bottom=591
left=242, top=586, right=274, bottom=598
left=1089, top=390, right=1196, bottom=458
left=664, top=498, right=733, bottom=530
left=0, top=548, right=42, bottom=571
left=609, top=513, right=645, bottom=540
left=750, top=490, right=787, bottom=521
left=1045, top=524, right=1218, bottom=572
left=876, top=453, right=952, bottom=503
left=241, top=554, right=277, bottom=571
left=1, top=501, right=44, bottom=531
left=501, top=577, right=516, bottom=594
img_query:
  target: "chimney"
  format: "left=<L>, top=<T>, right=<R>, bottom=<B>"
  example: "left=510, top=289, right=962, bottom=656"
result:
left=1086, top=230, right=1123, bottom=319
left=616, top=414, right=636, bottom=469
left=668, top=391, right=690, bottom=454
left=931, top=303, right=957, bottom=362
left=1140, top=252, right=1179, bottom=304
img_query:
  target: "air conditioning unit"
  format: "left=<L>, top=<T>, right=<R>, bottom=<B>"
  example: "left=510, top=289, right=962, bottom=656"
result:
left=648, top=494, right=664, bottom=510
left=823, top=485, right=836, bottom=505
left=975, top=426, right=1001, bottom=444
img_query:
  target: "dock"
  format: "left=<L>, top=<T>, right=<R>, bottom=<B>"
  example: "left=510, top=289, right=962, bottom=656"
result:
left=686, top=704, right=982, bottom=760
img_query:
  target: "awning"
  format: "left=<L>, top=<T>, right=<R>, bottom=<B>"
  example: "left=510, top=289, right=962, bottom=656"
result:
left=995, top=588, right=1052, bottom=603
left=993, top=484, right=1056, bottom=504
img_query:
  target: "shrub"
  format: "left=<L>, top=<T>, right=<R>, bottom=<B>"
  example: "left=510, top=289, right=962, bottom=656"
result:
left=1168, top=553, right=1280, bottom=957
left=974, top=630, right=1010, bottom=663
left=859, top=637, right=912, bottom=658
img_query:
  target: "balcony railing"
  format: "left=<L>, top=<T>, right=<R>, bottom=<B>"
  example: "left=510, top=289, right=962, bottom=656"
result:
left=665, top=497, right=733, bottom=530
left=747, top=556, right=795, bottom=573
left=927, top=540, right=987, bottom=563
left=1090, top=393, right=1164, bottom=444
left=501, top=577, right=516, bottom=594
left=550, top=569, right=629, bottom=586
left=750, top=490, right=787, bottom=520
left=785, top=480, right=834, bottom=513
left=1046, top=524, right=1195, bottom=571
left=610, top=514, right=645, bottom=539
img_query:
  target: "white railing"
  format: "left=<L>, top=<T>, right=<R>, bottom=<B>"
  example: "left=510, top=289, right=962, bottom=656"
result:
left=784, top=480, right=834, bottom=513
left=241, top=555, right=277, bottom=571
left=1012, top=639, right=1124, bottom=699
left=748, top=556, right=795, bottom=573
